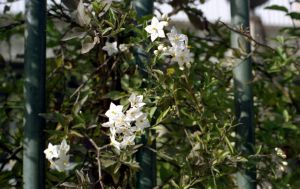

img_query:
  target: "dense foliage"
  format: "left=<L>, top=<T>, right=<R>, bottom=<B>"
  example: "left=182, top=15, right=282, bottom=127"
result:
left=1, top=0, right=300, bottom=188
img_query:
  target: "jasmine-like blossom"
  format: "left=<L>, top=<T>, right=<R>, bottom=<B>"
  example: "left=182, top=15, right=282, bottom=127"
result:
left=135, top=113, right=150, bottom=131
left=105, top=102, right=124, bottom=121
left=102, top=41, right=119, bottom=56
left=44, top=143, right=59, bottom=160
left=145, top=17, right=166, bottom=42
left=169, top=47, right=193, bottom=70
left=44, top=139, right=73, bottom=172
left=102, top=94, right=150, bottom=152
left=167, top=27, right=188, bottom=49
left=165, top=27, right=194, bottom=69
left=128, top=93, right=145, bottom=108
left=120, top=135, right=135, bottom=148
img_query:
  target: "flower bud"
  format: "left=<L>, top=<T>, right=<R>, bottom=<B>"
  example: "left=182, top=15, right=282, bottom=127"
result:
left=158, top=44, right=164, bottom=51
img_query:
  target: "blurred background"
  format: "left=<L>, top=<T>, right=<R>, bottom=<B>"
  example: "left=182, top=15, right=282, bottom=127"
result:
left=0, top=0, right=298, bottom=63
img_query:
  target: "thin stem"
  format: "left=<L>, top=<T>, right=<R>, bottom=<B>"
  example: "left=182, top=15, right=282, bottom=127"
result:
left=88, top=138, right=104, bottom=189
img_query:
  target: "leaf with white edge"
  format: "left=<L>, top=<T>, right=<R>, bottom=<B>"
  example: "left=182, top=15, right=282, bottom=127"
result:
left=81, top=36, right=99, bottom=54
left=73, top=94, right=89, bottom=115
left=60, top=182, right=77, bottom=187
left=149, top=107, right=157, bottom=118
left=61, top=27, right=87, bottom=41
left=73, top=0, right=91, bottom=27
left=101, top=159, right=116, bottom=168
left=69, top=130, right=84, bottom=138
left=155, top=107, right=171, bottom=125
left=98, top=0, right=112, bottom=17
left=102, top=27, right=113, bottom=35
left=103, top=91, right=127, bottom=100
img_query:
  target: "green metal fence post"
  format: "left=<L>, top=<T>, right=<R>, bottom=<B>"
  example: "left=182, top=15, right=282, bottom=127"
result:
left=134, top=0, right=153, bottom=17
left=133, top=0, right=156, bottom=188
left=23, top=0, right=46, bottom=188
left=230, top=0, right=256, bottom=189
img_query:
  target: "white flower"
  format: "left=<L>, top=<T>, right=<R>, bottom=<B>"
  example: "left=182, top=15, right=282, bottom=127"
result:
left=105, top=102, right=124, bottom=121
left=135, top=113, right=150, bottom=130
left=59, top=139, right=70, bottom=154
left=125, top=107, right=143, bottom=121
left=109, top=127, right=121, bottom=151
left=145, top=17, right=166, bottom=42
left=44, top=143, right=59, bottom=160
left=128, top=93, right=145, bottom=108
left=110, top=136, right=121, bottom=153
left=120, top=135, right=135, bottom=149
left=114, top=113, right=131, bottom=128
left=49, top=153, right=72, bottom=172
left=102, top=121, right=114, bottom=128
left=44, top=139, right=73, bottom=172
left=167, top=27, right=188, bottom=49
left=119, top=44, right=128, bottom=52
left=102, top=41, right=119, bottom=56
left=169, top=47, right=193, bottom=70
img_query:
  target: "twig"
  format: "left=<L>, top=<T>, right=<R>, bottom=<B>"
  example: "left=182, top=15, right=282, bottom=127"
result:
left=218, top=20, right=276, bottom=52
left=0, top=20, right=25, bottom=31
left=70, top=58, right=111, bottom=98
left=88, top=138, right=105, bottom=189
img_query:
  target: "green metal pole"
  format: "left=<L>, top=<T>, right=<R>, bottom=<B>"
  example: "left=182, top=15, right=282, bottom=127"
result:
left=23, top=0, right=46, bottom=188
left=134, top=0, right=153, bottom=17
left=133, top=1, right=156, bottom=188
left=230, top=0, right=256, bottom=189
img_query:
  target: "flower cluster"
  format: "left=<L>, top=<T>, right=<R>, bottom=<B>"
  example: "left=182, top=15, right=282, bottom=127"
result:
left=166, top=27, right=193, bottom=70
left=145, top=16, right=193, bottom=70
left=102, top=94, right=150, bottom=153
left=44, top=139, right=73, bottom=172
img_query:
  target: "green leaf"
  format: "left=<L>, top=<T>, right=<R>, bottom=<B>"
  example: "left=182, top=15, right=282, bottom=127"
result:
left=265, top=5, right=288, bottom=13
left=103, top=91, right=127, bottom=100
left=102, top=27, right=112, bottom=35
left=288, top=12, right=300, bottom=20
left=224, top=136, right=234, bottom=154
left=155, top=107, right=171, bottom=125
left=72, top=94, right=89, bottom=115
left=149, top=107, right=157, bottom=118
left=101, top=159, right=116, bottom=168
